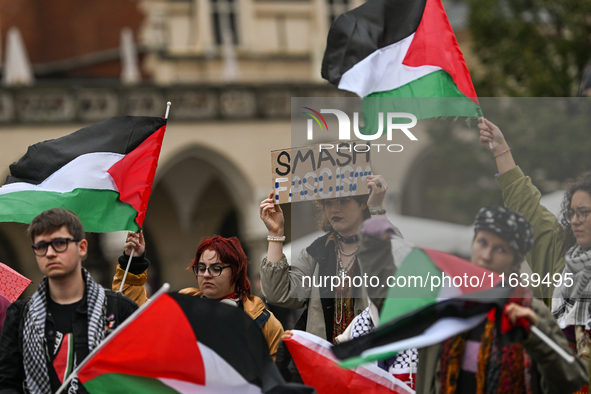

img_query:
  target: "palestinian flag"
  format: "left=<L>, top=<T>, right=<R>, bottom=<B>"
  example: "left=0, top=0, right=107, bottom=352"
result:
left=0, top=116, right=166, bottom=232
left=321, top=0, right=480, bottom=125
left=332, top=248, right=511, bottom=368
left=69, top=290, right=312, bottom=394
left=284, top=330, right=413, bottom=394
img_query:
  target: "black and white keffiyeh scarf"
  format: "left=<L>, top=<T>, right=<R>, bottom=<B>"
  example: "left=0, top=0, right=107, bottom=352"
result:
left=22, top=268, right=106, bottom=394
left=350, top=307, right=418, bottom=375
left=552, top=245, right=591, bottom=328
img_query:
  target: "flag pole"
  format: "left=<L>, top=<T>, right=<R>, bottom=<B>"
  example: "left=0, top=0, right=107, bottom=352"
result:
left=165, top=101, right=171, bottom=120
left=118, top=247, right=135, bottom=292
left=55, top=283, right=171, bottom=394
left=477, top=107, right=493, bottom=150
left=530, top=325, right=575, bottom=364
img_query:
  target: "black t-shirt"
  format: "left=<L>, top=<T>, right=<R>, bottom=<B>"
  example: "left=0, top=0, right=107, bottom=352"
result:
left=46, top=298, right=88, bottom=391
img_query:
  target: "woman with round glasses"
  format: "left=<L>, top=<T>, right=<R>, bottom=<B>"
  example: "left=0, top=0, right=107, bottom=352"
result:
left=480, top=118, right=591, bottom=371
left=259, top=174, right=412, bottom=344
left=113, top=234, right=284, bottom=359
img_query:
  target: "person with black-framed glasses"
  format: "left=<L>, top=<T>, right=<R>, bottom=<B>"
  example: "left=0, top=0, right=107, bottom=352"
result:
left=0, top=208, right=137, bottom=394
left=480, top=118, right=591, bottom=389
left=113, top=233, right=284, bottom=360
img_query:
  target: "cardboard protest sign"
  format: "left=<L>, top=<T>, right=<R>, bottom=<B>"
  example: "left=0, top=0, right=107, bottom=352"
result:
left=272, top=141, right=372, bottom=204
left=0, top=262, right=32, bottom=302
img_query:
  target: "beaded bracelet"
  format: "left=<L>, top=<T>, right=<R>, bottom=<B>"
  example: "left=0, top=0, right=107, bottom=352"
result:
left=267, top=235, right=286, bottom=242
left=493, top=147, right=511, bottom=158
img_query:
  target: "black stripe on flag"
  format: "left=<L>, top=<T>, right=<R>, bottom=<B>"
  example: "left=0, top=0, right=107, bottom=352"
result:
left=169, top=293, right=314, bottom=394
left=6, top=116, right=166, bottom=185
left=321, top=0, right=427, bottom=86
left=331, top=285, right=514, bottom=360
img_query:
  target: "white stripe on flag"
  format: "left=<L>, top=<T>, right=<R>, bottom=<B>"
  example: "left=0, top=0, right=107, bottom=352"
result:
left=361, top=313, right=487, bottom=359
left=0, top=152, right=123, bottom=195
left=194, top=341, right=263, bottom=393
left=338, top=33, right=441, bottom=97
left=292, top=330, right=414, bottom=393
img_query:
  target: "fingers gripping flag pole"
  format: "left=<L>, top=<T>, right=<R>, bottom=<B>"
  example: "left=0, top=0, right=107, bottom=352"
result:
left=119, top=102, right=171, bottom=293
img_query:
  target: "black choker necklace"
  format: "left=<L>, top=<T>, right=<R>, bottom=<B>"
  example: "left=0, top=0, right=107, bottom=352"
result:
left=335, top=233, right=359, bottom=244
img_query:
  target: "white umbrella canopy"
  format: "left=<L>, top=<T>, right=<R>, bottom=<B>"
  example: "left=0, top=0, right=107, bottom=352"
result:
left=283, top=189, right=566, bottom=261
left=3, top=26, right=34, bottom=86
left=283, top=213, right=474, bottom=261
left=120, top=27, right=141, bottom=85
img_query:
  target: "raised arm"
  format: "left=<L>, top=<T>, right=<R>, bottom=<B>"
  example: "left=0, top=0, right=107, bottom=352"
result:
left=260, top=191, right=285, bottom=263
left=478, top=117, right=516, bottom=175
left=112, top=231, right=150, bottom=306
left=479, top=118, right=568, bottom=298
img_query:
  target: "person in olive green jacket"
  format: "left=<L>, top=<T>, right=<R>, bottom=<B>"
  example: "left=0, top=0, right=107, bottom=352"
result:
left=479, top=118, right=591, bottom=366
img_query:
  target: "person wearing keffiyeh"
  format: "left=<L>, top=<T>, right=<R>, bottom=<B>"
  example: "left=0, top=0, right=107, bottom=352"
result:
left=0, top=208, right=137, bottom=394
left=356, top=208, right=587, bottom=394
left=480, top=118, right=591, bottom=391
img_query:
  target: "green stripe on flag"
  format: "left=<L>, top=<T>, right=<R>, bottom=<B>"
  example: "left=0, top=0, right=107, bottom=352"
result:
left=359, top=70, right=481, bottom=137
left=380, top=249, right=442, bottom=325
left=0, top=189, right=139, bottom=232
left=83, top=373, right=180, bottom=394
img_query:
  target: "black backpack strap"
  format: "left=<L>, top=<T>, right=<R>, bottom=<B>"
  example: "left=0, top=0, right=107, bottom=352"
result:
left=254, top=308, right=271, bottom=329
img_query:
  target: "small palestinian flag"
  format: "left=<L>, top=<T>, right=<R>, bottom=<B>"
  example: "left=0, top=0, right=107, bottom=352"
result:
left=284, top=330, right=413, bottom=394
left=332, top=249, right=511, bottom=368
left=0, top=116, right=166, bottom=232
left=71, top=291, right=312, bottom=394
left=322, top=0, right=480, bottom=125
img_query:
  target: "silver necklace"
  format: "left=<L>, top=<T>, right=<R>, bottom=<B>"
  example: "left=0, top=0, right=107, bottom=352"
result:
left=338, top=241, right=359, bottom=257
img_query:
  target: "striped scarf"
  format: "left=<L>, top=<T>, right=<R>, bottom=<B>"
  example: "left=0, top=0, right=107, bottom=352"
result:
left=440, top=319, right=533, bottom=394
left=552, top=244, right=591, bottom=328
left=22, top=268, right=106, bottom=394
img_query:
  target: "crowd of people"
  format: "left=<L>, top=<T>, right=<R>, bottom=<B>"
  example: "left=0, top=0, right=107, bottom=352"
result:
left=0, top=117, right=590, bottom=393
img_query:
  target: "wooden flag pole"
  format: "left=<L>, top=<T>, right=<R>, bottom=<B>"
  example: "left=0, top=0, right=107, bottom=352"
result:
left=119, top=102, right=171, bottom=293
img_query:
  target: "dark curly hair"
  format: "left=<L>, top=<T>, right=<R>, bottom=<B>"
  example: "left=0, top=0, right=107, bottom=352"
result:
left=313, top=194, right=371, bottom=232
left=559, top=171, right=591, bottom=249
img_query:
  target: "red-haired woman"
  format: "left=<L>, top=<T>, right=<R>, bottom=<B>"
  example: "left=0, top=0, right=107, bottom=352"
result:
left=113, top=233, right=284, bottom=359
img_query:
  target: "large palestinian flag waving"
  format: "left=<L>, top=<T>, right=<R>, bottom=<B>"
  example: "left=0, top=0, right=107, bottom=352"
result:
left=333, top=249, right=511, bottom=368
left=0, top=116, right=166, bottom=232
left=321, top=0, right=480, bottom=123
left=66, top=291, right=313, bottom=394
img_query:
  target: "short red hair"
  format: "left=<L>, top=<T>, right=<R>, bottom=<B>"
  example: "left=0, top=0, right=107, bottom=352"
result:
left=188, top=235, right=251, bottom=301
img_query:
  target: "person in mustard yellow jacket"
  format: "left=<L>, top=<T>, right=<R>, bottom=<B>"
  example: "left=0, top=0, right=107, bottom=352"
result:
left=113, top=232, right=284, bottom=360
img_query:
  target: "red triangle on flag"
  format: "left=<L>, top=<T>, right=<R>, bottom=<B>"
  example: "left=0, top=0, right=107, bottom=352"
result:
left=107, top=124, right=166, bottom=228
left=78, top=293, right=205, bottom=385
left=403, top=0, right=478, bottom=102
left=285, top=331, right=413, bottom=394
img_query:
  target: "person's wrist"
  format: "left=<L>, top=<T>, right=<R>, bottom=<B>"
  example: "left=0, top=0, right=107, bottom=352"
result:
left=492, top=142, right=510, bottom=156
